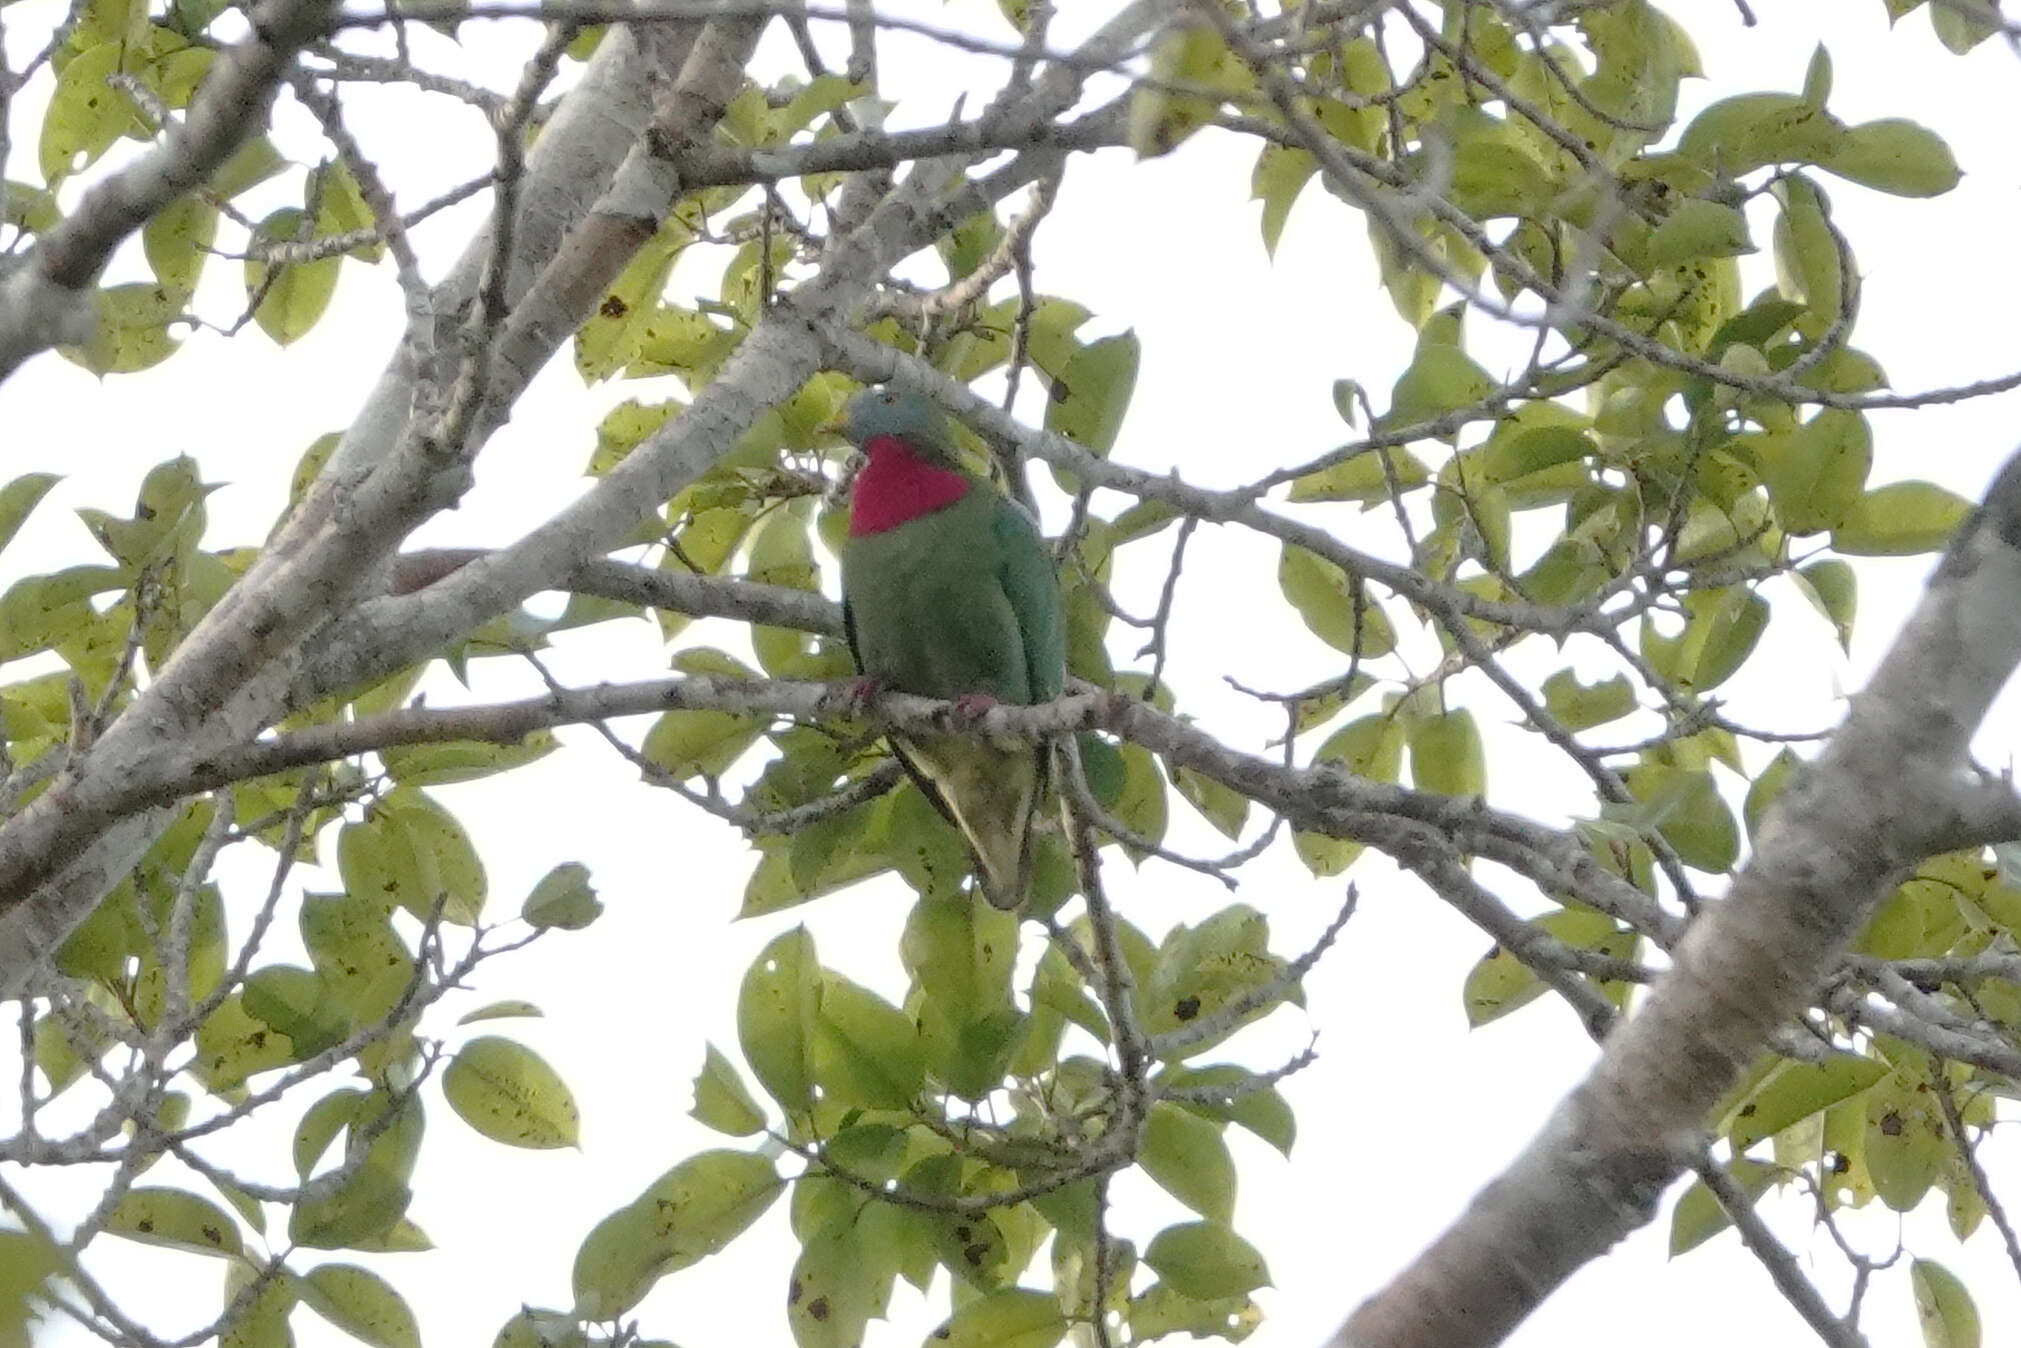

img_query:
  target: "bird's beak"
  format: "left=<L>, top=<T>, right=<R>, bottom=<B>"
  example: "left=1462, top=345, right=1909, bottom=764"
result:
left=818, top=411, right=847, bottom=438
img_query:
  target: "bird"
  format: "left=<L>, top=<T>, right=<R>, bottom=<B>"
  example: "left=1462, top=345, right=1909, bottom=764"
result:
left=836, top=385, right=1065, bottom=910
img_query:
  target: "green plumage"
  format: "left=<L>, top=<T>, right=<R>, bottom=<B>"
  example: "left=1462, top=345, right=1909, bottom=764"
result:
left=838, top=390, right=1064, bottom=909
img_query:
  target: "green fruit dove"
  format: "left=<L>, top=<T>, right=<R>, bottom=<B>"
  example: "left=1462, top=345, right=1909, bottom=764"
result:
left=836, top=386, right=1066, bottom=909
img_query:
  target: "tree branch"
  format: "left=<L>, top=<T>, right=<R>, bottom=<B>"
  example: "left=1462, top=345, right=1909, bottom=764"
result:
left=0, top=0, right=336, bottom=381
left=1332, top=449, right=2021, bottom=1348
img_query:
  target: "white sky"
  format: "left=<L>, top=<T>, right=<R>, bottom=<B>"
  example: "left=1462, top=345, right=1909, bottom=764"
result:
left=6, top=1, right=2021, bottom=1346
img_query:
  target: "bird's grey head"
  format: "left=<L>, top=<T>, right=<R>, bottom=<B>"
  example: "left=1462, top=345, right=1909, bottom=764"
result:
left=841, top=386, right=950, bottom=454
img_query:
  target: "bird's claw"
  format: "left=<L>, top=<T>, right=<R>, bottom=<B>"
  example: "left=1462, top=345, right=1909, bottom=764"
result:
left=950, top=692, right=999, bottom=726
left=842, top=675, right=882, bottom=713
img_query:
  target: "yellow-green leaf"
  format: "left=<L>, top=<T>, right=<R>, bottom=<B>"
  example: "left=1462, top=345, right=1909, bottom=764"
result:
left=1140, top=1103, right=1236, bottom=1223
left=1277, top=544, right=1395, bottom=657
left=1408, top=709, right=1485, bottom=797
left=442, top=1036, right=580, bottom=1149
left=571, top=1150, right=781, bottom=1319
left=738, top=927, right=820, bottom=1113
left=1825, top=119, right=1961, bottom=197
left=103, top=1187, right=243, bottom=1258
left=690, top=1044, right=765, bottom=1136
left=1141, top=1221, right=1270, bottom=1301
left=299, top=1264, right=420, bottom=1348
left=923, top=1288, right=1067, bottom=1348
left=1668, top=1158, right=1775, bottom=1255
left=521, top=862, right=602, bottom=931
left=246, top=208, right=340, bottom=346
left=1541, top=670, right=1636, bottom=731
left=1833, top=482, right=1971, bottom=556
left=1912, top=1258, right=1980, bottom=1348
left=1045, top=332, right=1139, bottom=457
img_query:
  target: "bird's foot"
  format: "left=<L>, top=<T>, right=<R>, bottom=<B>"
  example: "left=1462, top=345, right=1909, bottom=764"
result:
left=949, top=692, right=999, bottom=726
left=840, top=675, right=883, bottom=713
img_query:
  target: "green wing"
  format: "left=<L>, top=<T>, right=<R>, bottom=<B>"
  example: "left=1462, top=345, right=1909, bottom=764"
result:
left=991, top=497, right=1065, bottom=703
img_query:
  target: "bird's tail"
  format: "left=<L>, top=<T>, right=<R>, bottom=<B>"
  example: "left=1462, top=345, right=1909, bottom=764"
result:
left=897, top=735, right=1040, bottom=910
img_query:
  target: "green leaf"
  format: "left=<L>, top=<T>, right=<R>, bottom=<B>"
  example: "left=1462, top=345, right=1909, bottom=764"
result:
left=1793, top=559, right=1856, bottom=649
left=1287, top=447, right=1430, bottom=506
left=643, top=684, right=766, bottom=779
left=1112, top=743, right=1171, bottom=858
left=1128, top=1281, right=1262, bottom=1345
left=1252, top=144, right=1315, bottom=257
left=1744, top=749, right=1800, bottom=838
left=246, top=208, right=340, bottom=345
left=923, top=1288, right=1068, bottom=1348
left=811, top=973, right=924, bottom=1110
left=1158, top=1065, right=1295, bottom=1156
left=1296, top=714, right=1403, bottom=877
left=60, top=283, right=184, bottom=374
left=1678, top=92, right=1845, bottom=176
left=309, top=159, right=383, bottom=260
left=1173, top=766, right=1248, bottom=841
left=1142, top=1222, right=1270, bottom=1301
left=1045, top=332, right=1139, bottom=457
left=492, top=1309, right=587, bottom=1348
left=299, top=890, right=412, bottom=1028
left=208, top=135, right=288, bottom=200
left=298, top=1265, right=420, bottom=1348
left=1832, top=482, right=1971, bottom=555
left=1865, top=1060, right=1946, bottom=1211
left=294, top=1089, right=366, bottom=1176
left=102, top=1187, right=243, bottom=1258
left=457, top=1000, right=543, bottom=1025
left=40, top=43, right=142, bottom=182
left=1140, top=1103, right=1237, bottom=1222
left=691, top=1044, right=766, bottom=1136
left=3, top=180, right=61, bottom=234
left=194, top=994, right=299, bottom=1090
left=1386, top=344, right=1495, bottom=427
left=788, top=1223, right=882, bottom=1348
left=380, top=731, right=558, bottom=786
left=1128, top=23, right=1231, bottom=159
left=738, top=927, right=820, bottom=1113
left=1464, top=906, right=1635, bottom=1027
left=0, top=1228, right=61, bottom=1348
left=1408, top=709, right=1484, bottom=797
left=442, top=1036, right=580, bottom=1148
left=1723, top=1054, right=1888, bottom=1154
left=221, top=1264, right=297, bottom=1348
left=1619, top=763, right=1739, bottom=872
left=1644, top=198, right=1753, bottom=269
left=342, top=791, right=486, bottom=926
left=1141, top=906, right=1292, bottom=1048
left=1932, top=3, right=1998, bottom=53
left=1911, top=1258, right=1980, bottom=1348
left=1541, top=670, right=1636, bottom=731
left=1824, top=119, right=1961, bottom=197
left=242, top=964, right=347, bottom=1059
left=1765, top=410, right=1870, bottom=534
left=1668, top=1157, right=1775, bottom=1255
left=143, top=195, right=219, bottom=293
left=1654, top=588, right=1770, bottom=695
left=576, top=228, right=684, bottom=381
left=571, top=1150, right=781, bottom=1319
left=288, top=1149, right=413, bottom=1252
left=1277, top=544, right=1395, bottom=657
left=0, top=475, right=60, bottom=560
left=1771, top=175, right=1843, bottom=326
left=521, top=863, right=602, bottom=931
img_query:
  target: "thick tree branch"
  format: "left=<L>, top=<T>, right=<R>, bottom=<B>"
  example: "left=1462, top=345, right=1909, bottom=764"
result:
left=1333, top=450, right=2021, bottom=1348
left=0, top=23, right=676, bottom=988
left=0, top=0, right=336, bottom=381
